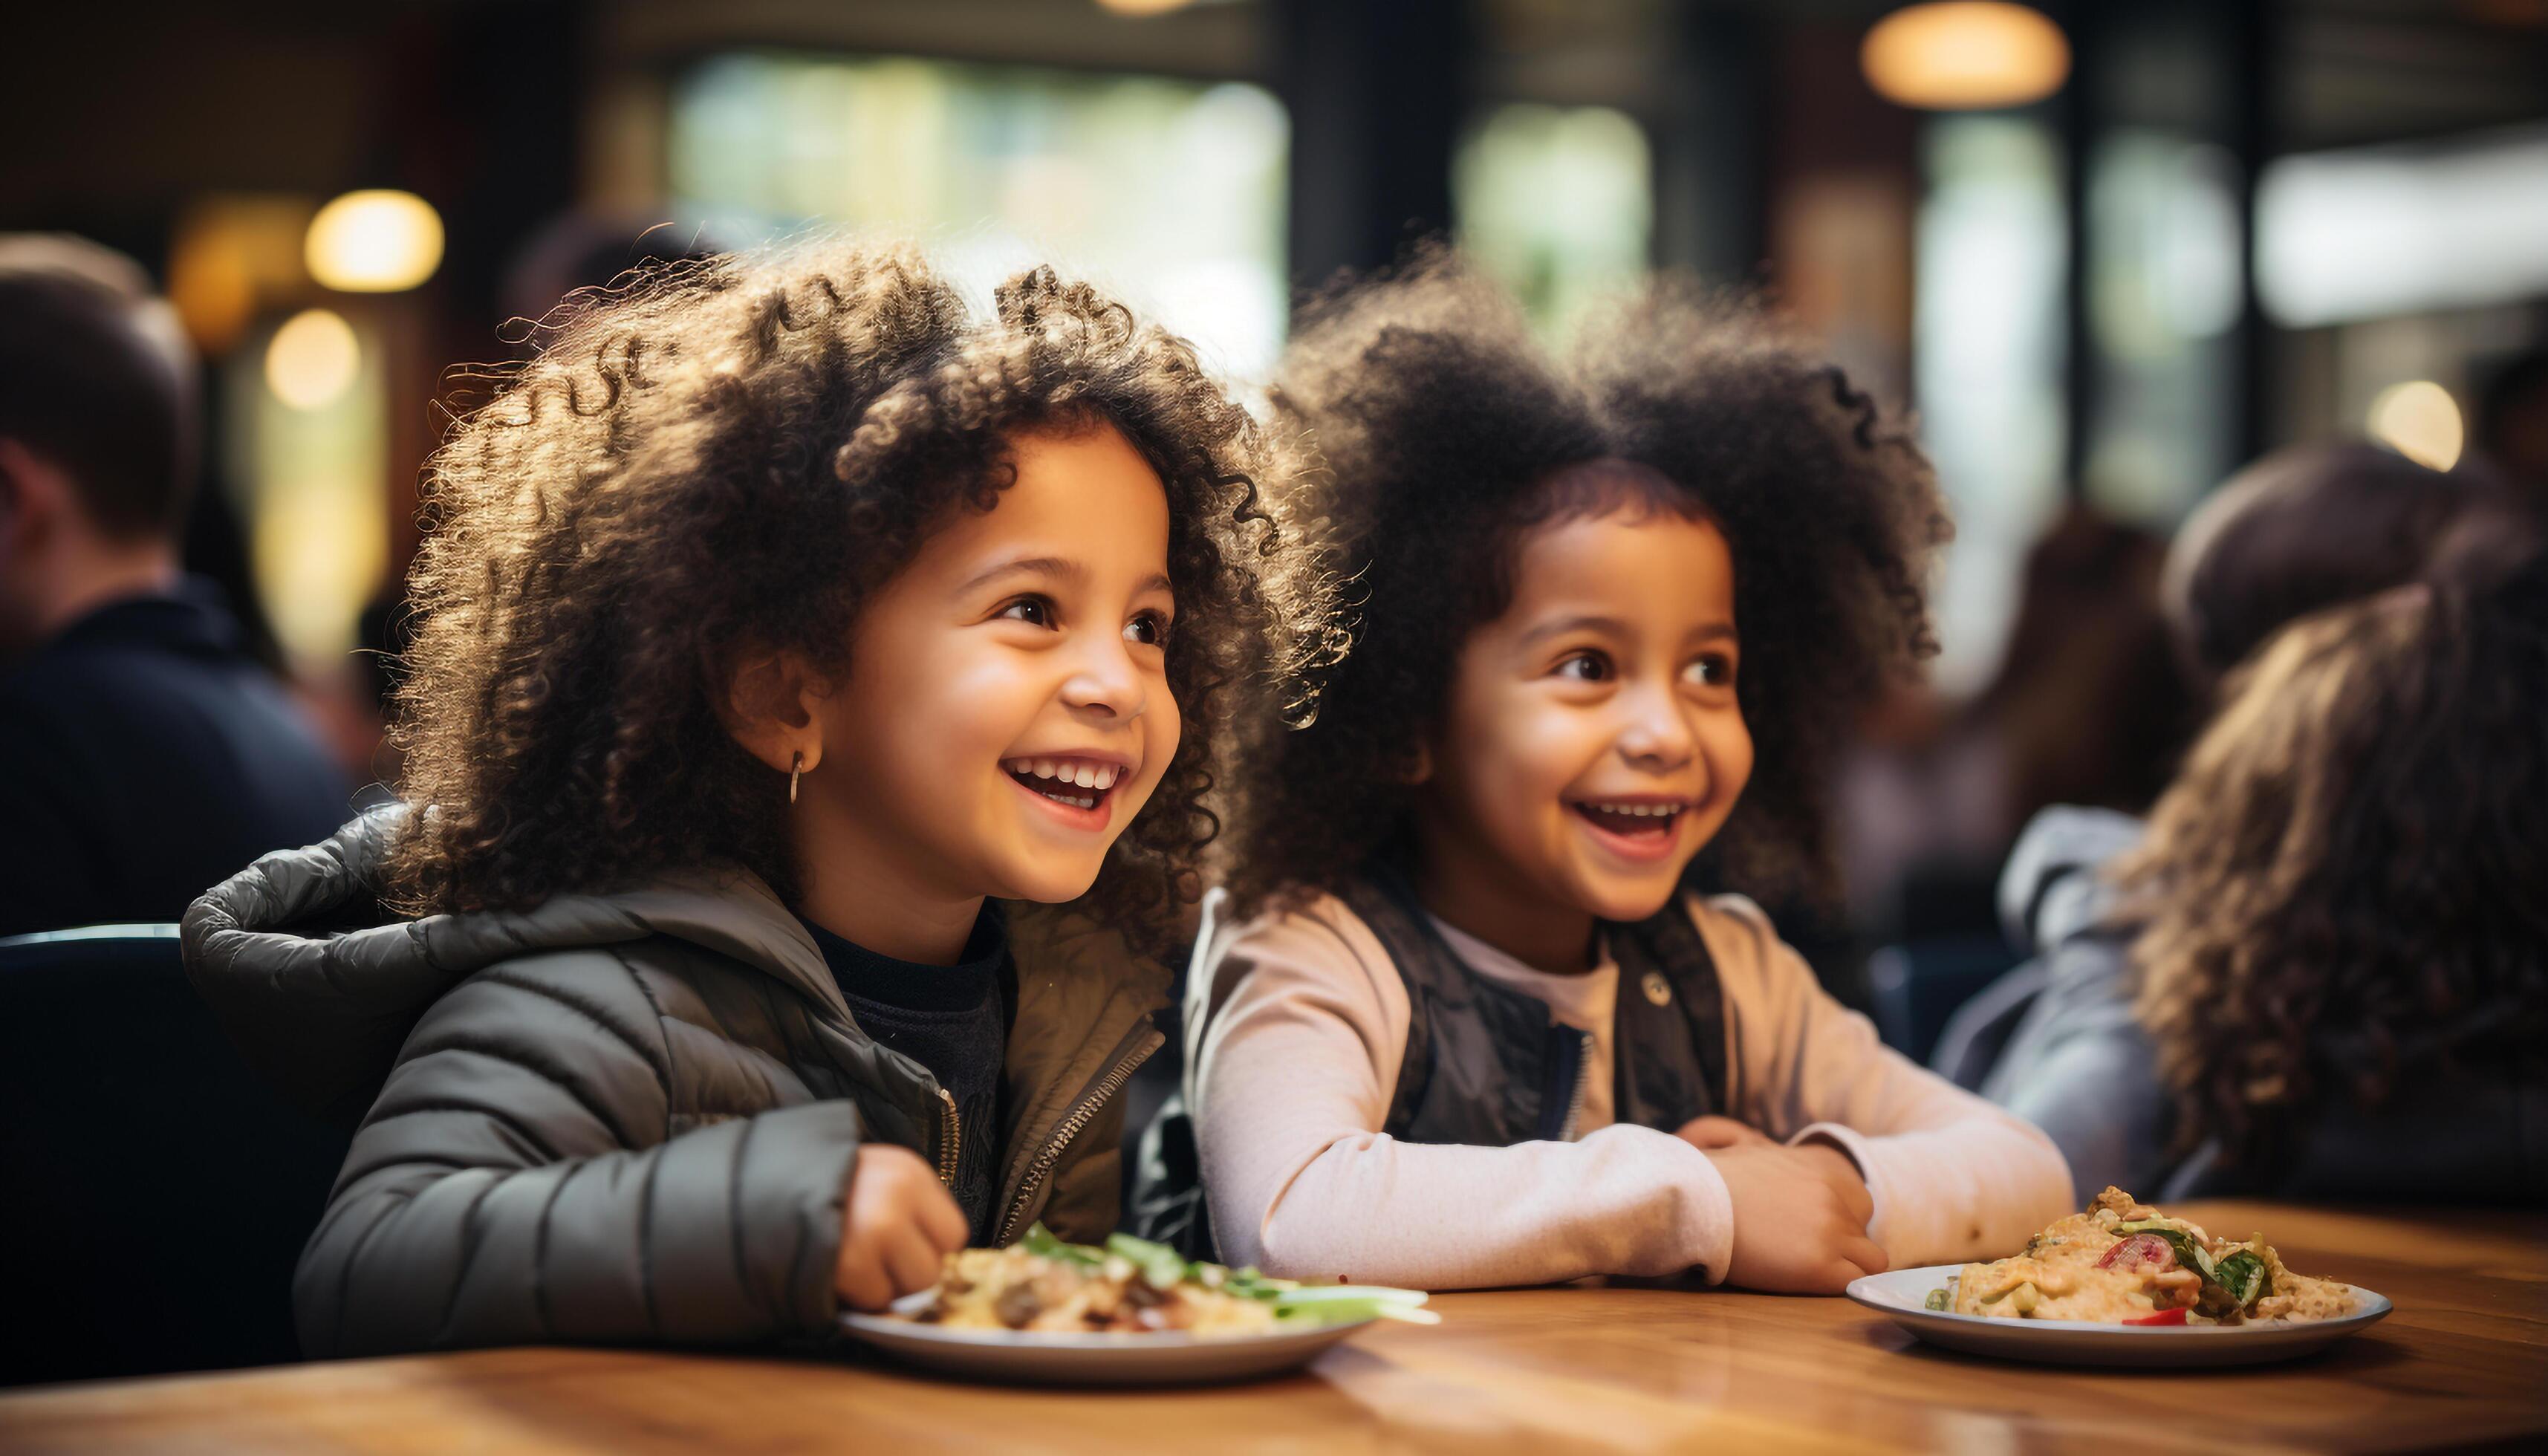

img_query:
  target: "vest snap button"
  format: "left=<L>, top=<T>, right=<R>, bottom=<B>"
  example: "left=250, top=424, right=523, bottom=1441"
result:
left=1642, top=970, right=1671, bottom=1007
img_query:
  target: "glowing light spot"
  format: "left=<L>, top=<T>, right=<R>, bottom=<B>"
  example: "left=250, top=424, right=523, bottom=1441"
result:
left=2367, top=381, right=2465, bottom=472
left=305, top=190, right=444, bottom=292
left=1862, top=3, right=2070, bottom=111
left=264, top=308, right=361, bottom=411
left=1093, top=0, right=1193, bottom=13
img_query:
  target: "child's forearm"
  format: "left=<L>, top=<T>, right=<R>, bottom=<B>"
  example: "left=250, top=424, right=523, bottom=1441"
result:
left=299, top=1096, right=862, bottom=1356
left=1206, top=1123, right=1734, bottom=1290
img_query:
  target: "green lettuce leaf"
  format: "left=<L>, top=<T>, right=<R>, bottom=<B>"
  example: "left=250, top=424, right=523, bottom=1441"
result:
left=2213, top=1249, right=2269, bottom=1307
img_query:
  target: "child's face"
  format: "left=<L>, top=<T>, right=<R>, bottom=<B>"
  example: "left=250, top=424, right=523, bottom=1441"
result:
left=816, top=424, right=1181, bottom=908
left=1416, top=507, right=1752, bottom=926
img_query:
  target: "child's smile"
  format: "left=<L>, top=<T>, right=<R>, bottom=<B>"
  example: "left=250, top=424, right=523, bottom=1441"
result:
left=1564, top=793, right=1694, bottom=862
left=1001, top=752, right=1134, bottom=825
left=1412, top=501, right=1752, bottom=969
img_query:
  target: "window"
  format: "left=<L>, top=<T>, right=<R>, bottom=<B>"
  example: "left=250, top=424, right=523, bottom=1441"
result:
left=1913, top=114, right=2067, bottom=693
left=668, top=53, right=1289, bottom=378
left=1453, top=103, right=1654, bottom=339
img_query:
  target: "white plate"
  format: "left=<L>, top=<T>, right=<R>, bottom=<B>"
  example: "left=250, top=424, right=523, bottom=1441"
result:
left=839, top=1293, right=1375, bottom=1386
left=1846, top=1264, right=2393, bottom=1368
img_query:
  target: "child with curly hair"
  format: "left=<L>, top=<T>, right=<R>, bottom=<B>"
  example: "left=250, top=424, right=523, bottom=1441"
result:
left=1136, top=254, right=2073, bottom=1293
left=181, top=240, right=1328, bottom=1356
left=2093, top=545, right=2547, bottom=1202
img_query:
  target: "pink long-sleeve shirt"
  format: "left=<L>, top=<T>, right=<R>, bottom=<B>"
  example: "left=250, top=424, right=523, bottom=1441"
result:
left=1183, top=888, right=2075, bottom=1289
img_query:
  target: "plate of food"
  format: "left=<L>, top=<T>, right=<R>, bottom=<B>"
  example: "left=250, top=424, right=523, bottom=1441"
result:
left=1846, top=1186, right=2391, bottom=1368
left=839, top=1225, right=1436, bottom=1385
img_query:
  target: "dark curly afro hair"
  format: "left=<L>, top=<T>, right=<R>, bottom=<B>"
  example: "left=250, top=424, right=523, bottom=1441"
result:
left=386, top=238, right=1332, bottom=961
left=1221, top=249, right=1951, bottom=917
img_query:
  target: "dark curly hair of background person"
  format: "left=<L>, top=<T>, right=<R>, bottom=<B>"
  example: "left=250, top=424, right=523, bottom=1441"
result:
left=2121, top=547, right=2548, bottom=1168
left=384, top=238, right=1334, bottom=961
left=1219, top=249, right=1952, bottom=917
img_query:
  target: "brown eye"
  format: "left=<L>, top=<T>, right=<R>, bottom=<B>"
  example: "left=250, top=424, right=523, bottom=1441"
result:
left=1125, top=611, right=1171, bottom=649
left=1555, top=651, right=1611, bottom=682
left=1685, top=653, right=1736, bottom=689
left=998, top=596, right=1058, bottom=629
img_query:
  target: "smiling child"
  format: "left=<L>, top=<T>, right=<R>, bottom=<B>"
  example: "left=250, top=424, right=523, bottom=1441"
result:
left=181, top=241, right=1328, bottom=1356
left=1138, top=254, right=2074, bottom=1293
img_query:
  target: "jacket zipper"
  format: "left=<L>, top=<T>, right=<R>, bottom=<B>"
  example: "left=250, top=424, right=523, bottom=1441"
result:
left=995, top=1027, right=1154, bottom=1244
left=1559, top=1027, right=1593, bottom=1143
left=935, top=1086, right=961, bottom=1186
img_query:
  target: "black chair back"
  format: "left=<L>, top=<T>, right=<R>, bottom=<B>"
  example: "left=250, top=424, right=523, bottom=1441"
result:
left=0, top=926, right=351, bottom=1386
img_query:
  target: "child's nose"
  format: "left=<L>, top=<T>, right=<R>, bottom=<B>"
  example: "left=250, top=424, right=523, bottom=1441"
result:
left=1059, top=636, right=1147, bottom=720
left=1616, top=683, right=1697, bottom=771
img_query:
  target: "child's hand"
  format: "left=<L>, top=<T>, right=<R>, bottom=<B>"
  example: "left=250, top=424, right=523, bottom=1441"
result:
left=1674, top=1114, right=1774, bottom=1150
left=1708, top=1142, right=1887, bottom=1294
left=834, top=1144, right=970, bottom=1311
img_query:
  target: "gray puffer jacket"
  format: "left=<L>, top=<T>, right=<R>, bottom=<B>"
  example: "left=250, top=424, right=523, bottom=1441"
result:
left=182, top=807, right=1164, bottom=1358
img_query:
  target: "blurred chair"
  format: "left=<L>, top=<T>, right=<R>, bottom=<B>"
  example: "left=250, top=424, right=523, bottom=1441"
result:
left=1117, top=936, right=1194, bottom=1216
left=1865, top=935, right=2020, bottom=1066
left=1925, top=959, right=2053, bottom=1091
left=0, top=926, right=349, bottom=1386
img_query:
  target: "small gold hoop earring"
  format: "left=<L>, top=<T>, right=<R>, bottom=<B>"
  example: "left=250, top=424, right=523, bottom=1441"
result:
left=789, top=752, right=804, bottom=805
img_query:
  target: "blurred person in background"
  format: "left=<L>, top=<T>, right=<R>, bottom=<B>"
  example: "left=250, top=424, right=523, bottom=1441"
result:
left=0, top=235, right=351, bottom=937
left=1957, top=442, right=2535, bottom=1200
left=2468, top=349, right=2548, bottom=507
left=2100, top=547, right=2543, bottom=1203
left=2159, top=443, right=2481, bottom=698
left=1838, top=503, right=2194, bottom=957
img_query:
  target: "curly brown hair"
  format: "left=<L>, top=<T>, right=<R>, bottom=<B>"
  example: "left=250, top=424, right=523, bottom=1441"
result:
left=1220, top=250, right=1951, bottom=915
left=2120, top=550, right=2548, bottom=1166
left=386, top=238, right=1328, bottom=958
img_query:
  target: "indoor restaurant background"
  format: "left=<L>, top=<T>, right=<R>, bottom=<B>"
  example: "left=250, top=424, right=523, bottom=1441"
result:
left=16, top=0, right=2545, bottom=1022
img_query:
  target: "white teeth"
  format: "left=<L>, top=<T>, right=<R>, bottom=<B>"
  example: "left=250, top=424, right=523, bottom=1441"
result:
left=1587, top=801, right=1680, bottom=817
left=1003, top=756, right=1125, bottom=805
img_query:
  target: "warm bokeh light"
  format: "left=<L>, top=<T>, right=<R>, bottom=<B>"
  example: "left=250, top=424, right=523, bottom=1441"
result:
left=264, top=308, right=362, bottom=411
left=166, top=198, right=319, bottom=354
left=2367, top=381, right=2466, bottom=472
left=304, top=189, right=444, bottom=292
left=1093, top=0, right=1194, bottom=14
left=1862, top=3, right=2070, bottom=111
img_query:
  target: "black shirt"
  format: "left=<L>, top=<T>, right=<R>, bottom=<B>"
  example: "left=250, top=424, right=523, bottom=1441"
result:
left=0, top=581, right=354, bottom=937
left=798, top=906, right=1009, bottom=1241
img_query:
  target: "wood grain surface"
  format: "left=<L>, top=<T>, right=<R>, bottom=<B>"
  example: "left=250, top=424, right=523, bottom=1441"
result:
left=2, top=1201, right=2540, bottom=1454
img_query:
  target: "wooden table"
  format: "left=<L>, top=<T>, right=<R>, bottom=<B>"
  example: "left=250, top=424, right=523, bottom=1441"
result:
left=3, top=1203, right=2540, bottom=1454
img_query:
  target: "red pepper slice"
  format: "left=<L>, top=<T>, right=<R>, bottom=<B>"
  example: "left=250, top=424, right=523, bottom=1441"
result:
left=2122, top=1307, right=2188, bottom=1326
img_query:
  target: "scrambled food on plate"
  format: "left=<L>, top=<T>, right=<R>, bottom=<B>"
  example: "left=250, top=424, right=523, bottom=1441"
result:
left=1925, top=1187, right=2357, bottom=1326
left=896, top=1226, right=1436, bottom=1336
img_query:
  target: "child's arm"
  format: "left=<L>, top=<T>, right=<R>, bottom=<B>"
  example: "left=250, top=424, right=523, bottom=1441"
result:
left=294, top=952, right=885, bottom=1357
left=1189, top=905, right=1743, bottom=1290
left=1704, top=896, right=2078, bottom=1266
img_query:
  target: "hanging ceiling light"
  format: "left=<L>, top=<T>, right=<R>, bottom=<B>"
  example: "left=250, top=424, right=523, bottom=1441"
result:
left=1862, top=2, right=2070, bottom=111
left=305, top=189, right=444, bottom=293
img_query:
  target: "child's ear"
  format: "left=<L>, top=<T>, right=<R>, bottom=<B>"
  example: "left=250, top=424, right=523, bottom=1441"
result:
left=722, top=645, right=829, bottom=776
